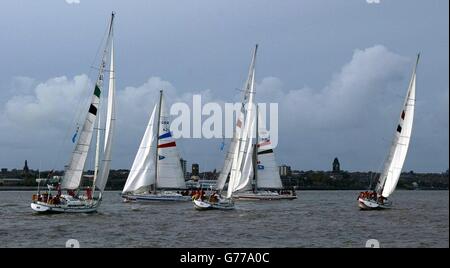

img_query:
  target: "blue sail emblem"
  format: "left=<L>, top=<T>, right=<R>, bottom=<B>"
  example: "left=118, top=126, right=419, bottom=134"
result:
left=71, top=126, right=79, bottom=143
left=159, top=155, right=166, bottom=160
left=158, top=132, right=172, bottom=140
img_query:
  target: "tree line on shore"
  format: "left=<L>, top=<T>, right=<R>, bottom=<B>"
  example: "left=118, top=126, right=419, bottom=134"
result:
left=1, top=168, right=448, bottom=190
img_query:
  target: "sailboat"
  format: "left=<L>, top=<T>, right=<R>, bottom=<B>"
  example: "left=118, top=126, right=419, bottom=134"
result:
left=121, top=90, right=191, bottom=202
left=193, top=45, right=258, bottom=210
left=31, top=13, right=116, bottom=213
left=358, top=54, right=419, bottom=210
left=233, top=106, right=297, bottom=201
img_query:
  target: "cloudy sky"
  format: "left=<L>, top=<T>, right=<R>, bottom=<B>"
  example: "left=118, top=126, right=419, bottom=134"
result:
left=0, top=0, right=448, bottom=173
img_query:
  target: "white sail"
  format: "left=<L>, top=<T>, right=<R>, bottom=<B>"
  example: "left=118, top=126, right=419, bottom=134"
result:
left=61, top=13, right=114, bottom=190
left=62, top=91, right=100, bottom=190
left=96, top=39, right=116, bottom=192
left=227, top=45, right=258, bottom=198
left=376, top=54, right=419, bottom=198
left=234, top=112, right=255, bottom=192
left=216, top=137, right=236, bottom=191
left=122, top=106, right=157, bottom=193
left=156, top=94, right=187, bottom=189
left=256, top=128, right=283, bottom=189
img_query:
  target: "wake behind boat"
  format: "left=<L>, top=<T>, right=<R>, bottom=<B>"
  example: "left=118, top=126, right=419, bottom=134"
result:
left=358, top=54, right=419, bottom=210
left=121, top=90, right=190, bottom=202
left=31, top=13, right=116, bottom=214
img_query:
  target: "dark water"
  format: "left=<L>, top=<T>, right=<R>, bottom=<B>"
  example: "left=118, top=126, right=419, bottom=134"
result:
left=0, top=190, right=448, bottom=248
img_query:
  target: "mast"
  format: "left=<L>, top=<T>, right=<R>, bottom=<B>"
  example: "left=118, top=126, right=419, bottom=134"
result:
left=153, top=90, right=163, bottom=194
left=252, top=104, right=259, bottom=193
left=93, top=114, right=101, bottom=191
left=92, top=12, right=115, bottom=197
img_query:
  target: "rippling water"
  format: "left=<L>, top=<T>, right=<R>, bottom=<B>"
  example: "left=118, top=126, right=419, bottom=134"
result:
left=0, top=190, right=448, bottom=247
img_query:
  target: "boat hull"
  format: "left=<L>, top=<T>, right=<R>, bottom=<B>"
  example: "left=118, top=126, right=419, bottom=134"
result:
left=234, top=192, right=297, bottom=201
left=123, top=193, right=191, bottom=202
left=358, top=198, right=392, bottom=210
left=30, top=201, right=99, bottom=214
left=193, top=199, right=235, bottom=210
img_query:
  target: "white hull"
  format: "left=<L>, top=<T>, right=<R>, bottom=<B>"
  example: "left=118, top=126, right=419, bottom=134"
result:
left=193, top=199, right=235, bottom=210
left=358, top=198, right=392, bottom=210
left=234, top=191, right=297, bottom=201
left=31, top=200, right=100, bottom=214
left=123, top=191, right=191, bottom=202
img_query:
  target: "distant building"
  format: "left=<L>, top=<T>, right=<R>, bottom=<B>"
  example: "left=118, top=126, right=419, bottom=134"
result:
left=332, top=158, right=340, bottom=173
left=0, top=178, right=23, bottom=186
left=192, top=163, right=199, bottom=176
left=1, top=168, right=7, bottom=173
left=279, top=165, right=291, bottom=176
left=23, top=160, right=29, bottom=174
left=185, top=179, right=217, bottom=189
left=180, top=158, right=187, bottom=178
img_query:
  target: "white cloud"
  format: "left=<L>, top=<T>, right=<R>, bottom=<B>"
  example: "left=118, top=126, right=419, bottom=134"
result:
left=65, top=0, right=80, bottom=5
left=257, top=45, right=409, bottom=130
left=366, top=0, right=381, bottom=4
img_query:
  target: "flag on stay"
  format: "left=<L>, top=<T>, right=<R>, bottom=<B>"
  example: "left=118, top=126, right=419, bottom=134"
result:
left=71, top=126, right=79, bottom=143
left=220, top=140, right=225, bottom=151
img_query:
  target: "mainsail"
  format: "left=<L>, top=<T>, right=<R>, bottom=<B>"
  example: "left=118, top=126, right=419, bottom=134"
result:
left=255, top=129, right=283, bottom=189
left=375, top=54, right=419, bottom=198
left=96, top=38, right=116, bottom=192
left=217, top=45, right=258, bottom=192
left=227, top=45, right=258, bottom=198
left=61, top=14, right=115, bottom=190
left=156, top=94, right=187, bottom=189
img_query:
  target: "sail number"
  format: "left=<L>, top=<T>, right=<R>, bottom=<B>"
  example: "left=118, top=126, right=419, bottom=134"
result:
left=161, top=120, right=170, bottom=132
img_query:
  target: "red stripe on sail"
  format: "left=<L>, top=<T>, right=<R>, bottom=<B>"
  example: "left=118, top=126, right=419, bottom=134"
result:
left=158, top=141, right=176, bottom=148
